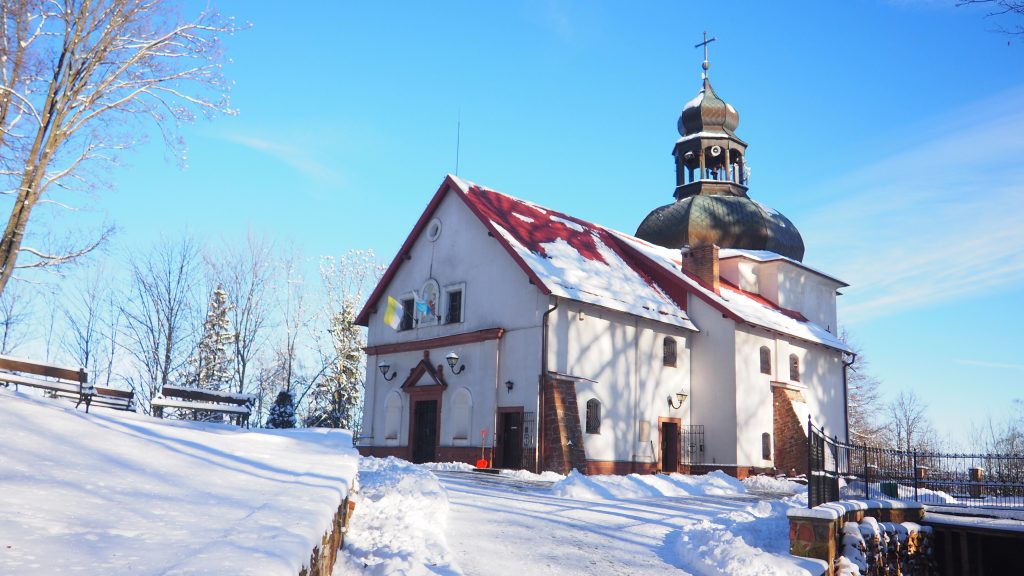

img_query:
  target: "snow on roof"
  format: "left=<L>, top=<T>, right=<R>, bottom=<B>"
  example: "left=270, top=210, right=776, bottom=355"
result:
left=452, top=177, right=697, bottom=331
left=683, top=91, right=704, bottom=111
left=0, top=388, right=358, bottom=575
left=615, top=233, right=852, bottom=353
left=718, top=248, right=849, bottom=287
left=676, top=130, right=731, bottom=143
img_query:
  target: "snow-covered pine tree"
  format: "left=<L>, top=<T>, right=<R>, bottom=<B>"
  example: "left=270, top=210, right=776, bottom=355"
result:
left=304, top=299, right=364, bottom=432
left=186, top=284, right=237, bottom=392
left=267, top=390, right=296, bottom=429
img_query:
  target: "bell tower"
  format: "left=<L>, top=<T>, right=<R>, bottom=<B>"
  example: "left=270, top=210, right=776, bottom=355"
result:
left=636, top=32, right=806, bottom=261
left=673, top=32, right=749, bottom=199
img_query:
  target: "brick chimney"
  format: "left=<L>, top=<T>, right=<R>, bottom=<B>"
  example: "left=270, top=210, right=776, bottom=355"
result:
left=681, top=244, right=720, bottom=294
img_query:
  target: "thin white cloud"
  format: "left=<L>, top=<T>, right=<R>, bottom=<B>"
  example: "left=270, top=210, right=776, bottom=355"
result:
left=800, top=86, right=1024, bottom=322
left=954, top=359, right=1024, bottom=371
left=219, top=133, right=342, bottom=185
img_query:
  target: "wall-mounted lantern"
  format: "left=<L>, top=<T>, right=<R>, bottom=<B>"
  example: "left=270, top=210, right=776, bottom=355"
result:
left=667, top=392, right=688, bottom=409
left=446, top=352, right=466, bottom=375
left=378, top=361, right=397, bottom=381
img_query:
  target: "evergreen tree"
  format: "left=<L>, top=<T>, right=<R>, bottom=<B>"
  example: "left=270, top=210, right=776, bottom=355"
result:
left=304, top=300, right=364, bottom=432
left=267, top=390, right=296, bottom=429
left=186, top=284, right=236, bottom=391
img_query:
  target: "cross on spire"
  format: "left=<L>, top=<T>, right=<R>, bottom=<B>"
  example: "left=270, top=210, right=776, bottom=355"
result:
left=695, top=31, right=717, bottom=75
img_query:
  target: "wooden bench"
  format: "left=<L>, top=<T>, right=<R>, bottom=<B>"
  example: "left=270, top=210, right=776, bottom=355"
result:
left=151, top=385, right=255, bottom=428
left=0, top=354, right=135, bottom=413
left=54, top=386, right=135, bottom=412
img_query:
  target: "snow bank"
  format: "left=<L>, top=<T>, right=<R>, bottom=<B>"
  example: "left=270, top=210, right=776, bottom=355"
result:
left=337, top=457, right=460, bottom=575
left=0, top=388, right=358, bottom=576
left=422, top=461, right=475, bottom=472
left=499, top=468, right=565, bottom=482
left=550, top=469, right=746, bottom=500
left=675, top=497, right=825, bottom=575
left=744, top=475, right=808, bottom=494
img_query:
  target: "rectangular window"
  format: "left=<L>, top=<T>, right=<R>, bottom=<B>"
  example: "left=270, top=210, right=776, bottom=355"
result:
left=400, top=298, right=414, bottom=330
left=446, top=289, right=463, bottom=324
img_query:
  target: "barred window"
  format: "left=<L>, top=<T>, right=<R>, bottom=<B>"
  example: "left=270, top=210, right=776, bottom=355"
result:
left=585, top=399, right=601, bottom=434
left=400, top=298, right=414, bottom=330
left=789, top=354, right=800, bottom=382
left=446, top=289, right=463, bottom=324
left=663, top=337, right=677, bottom=367
left=759, top=346, right=771, bottom=375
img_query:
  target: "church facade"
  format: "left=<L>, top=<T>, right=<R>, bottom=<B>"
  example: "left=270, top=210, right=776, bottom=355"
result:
left=355, top=64, right=852, bottom=478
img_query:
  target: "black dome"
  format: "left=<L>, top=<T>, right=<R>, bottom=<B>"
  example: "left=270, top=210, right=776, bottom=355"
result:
left=636, top=195, right=805, bottom=261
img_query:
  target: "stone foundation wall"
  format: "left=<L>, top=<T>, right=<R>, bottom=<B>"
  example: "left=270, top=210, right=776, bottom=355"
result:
left=300, top=496, right=356, bottom=576
left=788, top=500, right=932, bottom=576
left=541, top=379, right=587, bottom=474
left=773, top=386, right=808, bottom=476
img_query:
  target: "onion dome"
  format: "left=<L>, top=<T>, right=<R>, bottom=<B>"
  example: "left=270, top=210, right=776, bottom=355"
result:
left=636, top=195, right=805, bottom=261
left=678, top=78, right=740, bottom=138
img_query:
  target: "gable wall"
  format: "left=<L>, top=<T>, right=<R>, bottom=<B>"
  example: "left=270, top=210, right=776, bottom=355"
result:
left=361, top=191, right=547, bottom=449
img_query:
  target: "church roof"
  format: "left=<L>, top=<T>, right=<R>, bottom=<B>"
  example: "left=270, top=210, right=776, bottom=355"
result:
left=356, top=175, right=850, bottom=353
left=614, top=234, right=851, bottom=353
left=452, top=175, right=698, bottom=331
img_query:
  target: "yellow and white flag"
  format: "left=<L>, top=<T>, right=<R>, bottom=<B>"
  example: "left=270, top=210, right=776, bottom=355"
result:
left=383, top=296, right=404, bottom=330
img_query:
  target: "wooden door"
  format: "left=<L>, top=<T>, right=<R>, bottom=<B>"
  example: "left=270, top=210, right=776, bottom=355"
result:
left=412, top=400, right=438, bottom=464
left=661, top=421, right=680, bottom=473
left=499, top=412, right=523, bottom=469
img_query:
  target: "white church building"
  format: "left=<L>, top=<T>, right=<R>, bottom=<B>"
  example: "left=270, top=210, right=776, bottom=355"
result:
left=356, top=63, right=852, bottom=478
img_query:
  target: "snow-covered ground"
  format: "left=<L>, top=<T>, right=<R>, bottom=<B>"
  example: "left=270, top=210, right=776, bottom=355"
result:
left=341, top=457, right=827, bottom=575
left=0, top=388, right=358, bottom=575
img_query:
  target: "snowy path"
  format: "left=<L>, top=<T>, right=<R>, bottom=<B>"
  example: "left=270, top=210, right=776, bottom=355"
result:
left=340, top=457, right=826, bottom=575
left=438, top=470, right=818, bottom=575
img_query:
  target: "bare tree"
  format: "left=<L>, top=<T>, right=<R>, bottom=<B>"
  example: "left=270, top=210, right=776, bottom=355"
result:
left=887, top=390, right=935, bottom=452
left=207, top=232, right=276, bottom=395
left=958, top=1, right=1024, bottom=34
left=0, top=279, right=33, bottom=354
left=842, top=330, right=887, bottom=446
left=60, top=266, right=116, bottom=379
left=0, top=0, right=239, bottom=297
left=119, top=236, right=200, bottom=411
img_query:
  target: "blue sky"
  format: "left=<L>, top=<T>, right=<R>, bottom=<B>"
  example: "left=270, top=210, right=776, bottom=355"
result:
left=64, top=1, right=1023, bottom=441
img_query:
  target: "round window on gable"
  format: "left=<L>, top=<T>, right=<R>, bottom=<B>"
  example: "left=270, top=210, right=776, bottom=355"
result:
left=426, top=218, right=442, bottom=242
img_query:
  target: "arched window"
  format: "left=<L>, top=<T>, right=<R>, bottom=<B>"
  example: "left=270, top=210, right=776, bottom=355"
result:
left=789, top=354, right=800, bottom=382
left=451, top=388, right=472, bottom=440
left=762, top=432, right=772, bottom=460
left=759, top=346, right=771, bottom=375
left=384, top=392, right=402, bottom=440
left=585, top=399, right=602, bottom=434
left=663, top=337, right=677, bottom=367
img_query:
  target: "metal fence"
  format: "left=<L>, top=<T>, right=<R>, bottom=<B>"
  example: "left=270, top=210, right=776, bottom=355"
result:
left=521, top=411, right=537, bottom=471
left=808, top=418, right=1024, bottom=509
left=681, top=424, right=705, bottom=465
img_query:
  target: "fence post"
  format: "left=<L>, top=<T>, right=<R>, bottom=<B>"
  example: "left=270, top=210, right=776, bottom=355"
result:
left=863, top=444, right=870, bottom=500
left=806, top=415, right=812, bottom=509
left=833, top=434, right=840, bottom=503
left=912, top=450, right=919, bottom=502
